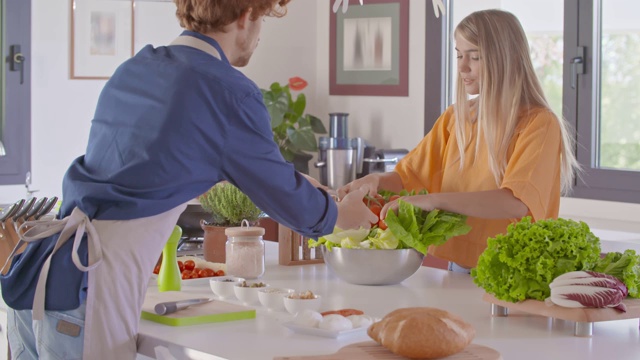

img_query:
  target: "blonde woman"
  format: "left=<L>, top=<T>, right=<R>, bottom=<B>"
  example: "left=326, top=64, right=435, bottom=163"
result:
left=338, top=9, right=579, bottom=272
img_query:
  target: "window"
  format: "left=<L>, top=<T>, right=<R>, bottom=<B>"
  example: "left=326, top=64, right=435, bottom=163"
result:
left=424, top=0, right=640, bottom=204
left=572, top=0, right=640, bottom=202
left=0, top=0, right=31, bottom=185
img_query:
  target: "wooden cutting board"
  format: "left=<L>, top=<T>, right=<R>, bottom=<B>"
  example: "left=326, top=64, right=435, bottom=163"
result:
left=483, top=293, right=640, bottom=322
left=274, top=341, right=502, bottom=360
left=141, top=291, right=255, bottom=326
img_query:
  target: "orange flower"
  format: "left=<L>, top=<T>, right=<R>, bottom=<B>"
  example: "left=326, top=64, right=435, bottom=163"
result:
left=288, top=76, right=308, bottom=91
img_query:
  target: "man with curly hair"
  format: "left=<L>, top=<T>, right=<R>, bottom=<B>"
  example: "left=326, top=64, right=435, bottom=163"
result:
left=2, top=1, right=376, bottom=359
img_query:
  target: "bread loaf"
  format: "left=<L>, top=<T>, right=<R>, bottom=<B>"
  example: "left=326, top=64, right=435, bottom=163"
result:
left=367, top=307, right=475, bottom=359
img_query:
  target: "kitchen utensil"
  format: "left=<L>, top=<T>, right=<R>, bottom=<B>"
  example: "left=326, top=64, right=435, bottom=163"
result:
left=35, top=196, right=58, bottom=220
left=0, top=201, right=21, bottom=224
left=1, top=199, right=24, bottom=224
left=141, top=291, right=255, bottom=326
left=154, top=297, right=214, bottom=315
left=274, top=341, right=502, bottom=359
left=24, top=197, right=47, bottom=220
left=315, top=113, right=371, bottom=190
left=278, top=223, right=324, bottom=266
left=12, top=197, right=36, bottom=222
left=1, top=199, right=26, bottom=274
left=157, top=225, right=182, bottom=292
left=321, top=246, right=424, bottom=286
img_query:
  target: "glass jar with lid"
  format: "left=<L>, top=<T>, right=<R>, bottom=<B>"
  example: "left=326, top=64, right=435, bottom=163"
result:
left=225, top=220, right=265, bottom=279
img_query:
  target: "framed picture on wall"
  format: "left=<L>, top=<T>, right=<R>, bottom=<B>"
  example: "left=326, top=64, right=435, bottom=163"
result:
left=70, top=0, right=134, bottom=79
left=329, top=0, right=409, bottom=96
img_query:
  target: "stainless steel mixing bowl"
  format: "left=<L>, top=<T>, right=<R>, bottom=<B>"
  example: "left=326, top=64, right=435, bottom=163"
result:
left=321, top=246, right=425, bottom=285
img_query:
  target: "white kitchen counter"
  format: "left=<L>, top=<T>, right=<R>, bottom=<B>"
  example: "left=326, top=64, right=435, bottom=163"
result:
left=137, top=243, right=640, bottom=360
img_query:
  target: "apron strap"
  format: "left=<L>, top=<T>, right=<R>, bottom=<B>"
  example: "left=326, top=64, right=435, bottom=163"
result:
left=15, top=207, right=103, bottom=321
left=169, top=35, right=222, bottom=60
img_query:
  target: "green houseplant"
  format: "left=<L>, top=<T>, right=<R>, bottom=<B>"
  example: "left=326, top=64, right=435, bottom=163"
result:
left=198, top=182, right=263, bottom=227
left=261, top=76, right=327, bottom=174
left=198, top=182, right=263, bottom=263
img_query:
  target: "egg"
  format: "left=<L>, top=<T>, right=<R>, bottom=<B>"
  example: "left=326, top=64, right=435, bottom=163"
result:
left=293, top=310, right=323, bottom=328
left=347, top=314, right=373, bottom=328
left=319, top=314, right=353, bottom=331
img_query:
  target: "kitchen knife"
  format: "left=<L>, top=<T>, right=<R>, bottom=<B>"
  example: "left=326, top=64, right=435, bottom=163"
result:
left=1, top=199, right=24, bottom=224
left=0, top=201, right=21, bottom=224
left=154, top=298, right=214, bottom=315
left=12, top=197, right=36, bottom=222
left=35, top=196, right=58, bottom=220
left=24, top=197, right=47, bottom=220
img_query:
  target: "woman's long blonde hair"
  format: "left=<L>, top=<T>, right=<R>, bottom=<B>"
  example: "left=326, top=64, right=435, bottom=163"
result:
left=453, top=9, right=579, bottom=194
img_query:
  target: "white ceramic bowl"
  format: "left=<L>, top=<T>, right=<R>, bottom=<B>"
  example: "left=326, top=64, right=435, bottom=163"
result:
left=257, top=287, right=294, bottom=311
left=209, top=276, right=244, bottom=299
left=283, top=294, right=322, bottom=315
left=234, top=281, right=268, bottom=305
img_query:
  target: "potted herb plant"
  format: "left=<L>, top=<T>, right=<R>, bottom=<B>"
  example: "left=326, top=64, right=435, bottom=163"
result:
left=198, top=182, right=263, bottom=263
left=261, top=76, right=327, bottom=174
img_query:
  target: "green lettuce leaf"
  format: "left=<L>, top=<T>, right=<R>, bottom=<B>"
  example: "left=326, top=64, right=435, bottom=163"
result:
left=471, top=217, right=602, bottom=302
left=594, top=249, right=640, bottom=298
left=385, top=200, right=471, bottom=255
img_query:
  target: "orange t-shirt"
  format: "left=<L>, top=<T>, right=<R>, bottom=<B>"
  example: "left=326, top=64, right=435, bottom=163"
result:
left=394, top=105, right=562, bottom=268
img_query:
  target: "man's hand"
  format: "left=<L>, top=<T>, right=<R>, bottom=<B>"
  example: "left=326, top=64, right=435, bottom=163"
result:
left=335, top=188, right=379, bottom=230
left=336, top=174, right=381, bottom=200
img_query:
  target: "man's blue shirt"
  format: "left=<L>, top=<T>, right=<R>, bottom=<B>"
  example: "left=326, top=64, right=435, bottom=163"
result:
left=1, top=31, right=337, bottom=310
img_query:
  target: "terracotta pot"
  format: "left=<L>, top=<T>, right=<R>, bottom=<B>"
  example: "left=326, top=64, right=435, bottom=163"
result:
left=256, top=216, right=279, bottom=242
left=201, top=220, right=228, bottom=263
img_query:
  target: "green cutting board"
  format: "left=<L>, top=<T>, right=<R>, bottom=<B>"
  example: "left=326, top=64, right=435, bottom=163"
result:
left=141, top=291, right=256, bottom=326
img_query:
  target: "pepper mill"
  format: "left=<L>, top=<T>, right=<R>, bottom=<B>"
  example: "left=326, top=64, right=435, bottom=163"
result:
left=157, top=225, right=183, bottom=292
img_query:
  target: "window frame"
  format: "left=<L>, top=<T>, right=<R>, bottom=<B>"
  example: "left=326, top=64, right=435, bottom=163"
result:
left=0, top=0, right=31, bottom=185
left=570, top=0, right=640, bottom=203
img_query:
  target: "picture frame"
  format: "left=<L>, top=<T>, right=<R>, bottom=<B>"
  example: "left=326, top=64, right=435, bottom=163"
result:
left=70, top=0, right=135, bottom=79
left=329, top=0, right=409, bottom=96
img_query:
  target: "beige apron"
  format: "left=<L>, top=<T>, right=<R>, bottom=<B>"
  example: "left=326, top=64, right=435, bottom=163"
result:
left=13, top=204, right=187, bottom=359
left=6, top=35, right=221, bottom=359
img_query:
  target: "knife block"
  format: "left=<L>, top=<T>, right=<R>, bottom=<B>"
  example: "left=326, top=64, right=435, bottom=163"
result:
left=278, top=224, right=324, bottom=266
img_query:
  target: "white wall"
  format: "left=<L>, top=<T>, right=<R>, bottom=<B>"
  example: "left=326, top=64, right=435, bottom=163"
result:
left=1, top=0, right=639, bottom=236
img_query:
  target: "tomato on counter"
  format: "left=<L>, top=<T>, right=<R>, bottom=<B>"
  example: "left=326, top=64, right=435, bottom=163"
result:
left=153, top=258, right=225, bottom=280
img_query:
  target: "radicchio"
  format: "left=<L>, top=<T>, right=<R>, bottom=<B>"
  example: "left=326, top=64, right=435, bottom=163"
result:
left=548, top=271, right=628, bottom=313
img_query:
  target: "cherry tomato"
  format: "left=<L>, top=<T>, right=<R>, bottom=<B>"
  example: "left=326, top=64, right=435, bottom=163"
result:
left=153, top=265, right=160, bottom=275
left=181, top=270, right=192, bottom=280
left=368, top=204, right=382, bottom=226
left=378, top=218, right=388, bottom=230
left=200, top=268, right=215, bottom=278
left=184, top=260, right=196, bottom=271
left=214, top=270, right=225, bottom=277
left=177, top=260, right=184, bottom=273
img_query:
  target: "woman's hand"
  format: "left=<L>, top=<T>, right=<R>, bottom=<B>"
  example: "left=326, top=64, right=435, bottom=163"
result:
left=335, top=188, right=379, bottom=230
left=380, top=195, right=436, bottom=219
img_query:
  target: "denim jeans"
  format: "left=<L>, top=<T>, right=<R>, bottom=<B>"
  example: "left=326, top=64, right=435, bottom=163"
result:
left=8, top=302, right=85, bottom=360
left=448, top=262, right=471, bottom=274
